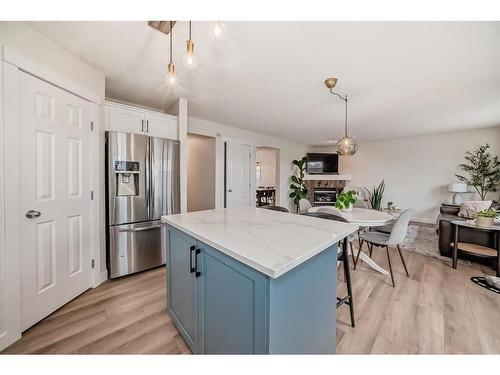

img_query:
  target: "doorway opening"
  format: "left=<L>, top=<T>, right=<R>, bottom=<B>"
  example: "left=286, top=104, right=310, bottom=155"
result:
left=187, top=133, right=216, bottom=212
left=255, top=146, right=280, bottom=207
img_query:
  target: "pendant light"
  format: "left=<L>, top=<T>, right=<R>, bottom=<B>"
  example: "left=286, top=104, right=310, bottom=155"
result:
left=183, top=21, right=198, bottom=69
left=167, top=20, right=176, bottom=85
left=325, top=77, right=358, bottom=156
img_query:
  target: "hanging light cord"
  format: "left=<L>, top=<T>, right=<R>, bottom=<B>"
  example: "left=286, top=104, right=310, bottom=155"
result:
left=169, top=21, right=173, bottom=64
left=189, top=21, right=192, bottom=40
left=330, top=89, right=349, bottom=136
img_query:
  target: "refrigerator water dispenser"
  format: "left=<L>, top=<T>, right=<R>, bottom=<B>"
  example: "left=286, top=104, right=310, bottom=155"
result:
left=115, top=161, right=139, bottom=196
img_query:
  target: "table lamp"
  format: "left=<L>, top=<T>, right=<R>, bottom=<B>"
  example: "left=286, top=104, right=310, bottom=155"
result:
left=448, top=182, right=467, bottom=205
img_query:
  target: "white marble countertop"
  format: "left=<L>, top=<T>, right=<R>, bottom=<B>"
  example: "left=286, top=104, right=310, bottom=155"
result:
left=161, top=207, right=358, bottom=278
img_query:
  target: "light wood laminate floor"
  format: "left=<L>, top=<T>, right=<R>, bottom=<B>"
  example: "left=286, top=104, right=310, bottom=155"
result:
left=2, top=249, right=499, bottom=354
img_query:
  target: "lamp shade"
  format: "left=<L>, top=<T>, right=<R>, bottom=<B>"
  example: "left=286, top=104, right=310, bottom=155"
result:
left=448, top=182, right=467, bottom=193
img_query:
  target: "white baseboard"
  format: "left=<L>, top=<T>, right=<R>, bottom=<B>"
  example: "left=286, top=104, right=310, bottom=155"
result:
left=93, top=270, right=108, bottom=288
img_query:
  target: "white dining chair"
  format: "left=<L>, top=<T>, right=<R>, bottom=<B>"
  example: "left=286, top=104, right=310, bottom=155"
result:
left=355, top=210, right=412, bottom=287
left=298, top=198, right=312, bottom=214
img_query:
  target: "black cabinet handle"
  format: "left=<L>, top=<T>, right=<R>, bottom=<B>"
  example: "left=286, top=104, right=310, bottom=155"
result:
left=189, top=245, right=196, bottom=273
left=141, top=119, right=144, bottom=132
left=195, top=249, right=201, bottom=277
left=146, top=120, right=149, bottom=133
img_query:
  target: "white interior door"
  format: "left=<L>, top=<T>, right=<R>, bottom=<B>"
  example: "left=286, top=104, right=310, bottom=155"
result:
left=19, top=72, right=92, bottom=331
left=225, top=141, right=252, bottom=207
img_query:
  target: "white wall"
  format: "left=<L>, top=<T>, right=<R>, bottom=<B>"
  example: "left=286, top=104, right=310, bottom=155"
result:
left=256, top=147, right=277, bottom=187
left=0, top=22, right=105, bottom=97
left=187, top=133, right=216, bottom=212
left=312, top=126, right=500, bottom=223
left=188, top=117, right=308, bottom=212
left=0, top=22, right=106, bottom=350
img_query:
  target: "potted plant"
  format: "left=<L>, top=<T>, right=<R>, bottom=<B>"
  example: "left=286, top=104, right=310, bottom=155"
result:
left=335, top=190, right=357, bottom=212
left=364, top=180, right=385, bottom=210
left=289, top=156, right=308, bottom=212
left=455, top=144, right=500, bottom=201
left=476, top=208, right=499, bottom=227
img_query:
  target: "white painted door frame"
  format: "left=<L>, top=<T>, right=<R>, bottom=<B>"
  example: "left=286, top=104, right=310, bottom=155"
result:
left=0, top=47, right=103, bottom=350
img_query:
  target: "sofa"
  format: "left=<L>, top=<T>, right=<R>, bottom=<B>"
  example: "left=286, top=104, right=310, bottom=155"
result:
left=437, top=201, right=500, bottom=262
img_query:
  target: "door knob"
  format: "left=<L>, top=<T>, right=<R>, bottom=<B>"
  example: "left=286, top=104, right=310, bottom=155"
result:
left=26, top=210, right=41, bottom=219
left=228, top=189, right=233, bottom=192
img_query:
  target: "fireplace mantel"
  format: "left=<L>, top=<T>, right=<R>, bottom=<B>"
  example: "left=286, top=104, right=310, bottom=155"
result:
left=304, top=175, right=351, bottom=206
left=303, top=174, right=352, bottom=181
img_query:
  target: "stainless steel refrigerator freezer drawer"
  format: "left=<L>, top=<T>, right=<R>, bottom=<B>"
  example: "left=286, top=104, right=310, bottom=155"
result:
left=109, top=221, right=165, bottom=278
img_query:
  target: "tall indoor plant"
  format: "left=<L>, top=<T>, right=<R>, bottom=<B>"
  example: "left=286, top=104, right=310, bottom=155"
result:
left=289, top=156, right=308, bottom=212
left=364, top=180, right=385, bottom=210
left=455, top=144, right=500, bottom=201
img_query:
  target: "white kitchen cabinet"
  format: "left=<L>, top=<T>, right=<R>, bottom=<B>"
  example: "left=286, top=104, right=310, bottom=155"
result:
left=106, top=102, right=179, bottom=140
left=145, top=112, right=178, bottom=140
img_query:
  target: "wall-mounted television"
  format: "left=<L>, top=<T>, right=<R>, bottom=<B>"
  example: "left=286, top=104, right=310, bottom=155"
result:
left=306, top=153, right=339, bottom=174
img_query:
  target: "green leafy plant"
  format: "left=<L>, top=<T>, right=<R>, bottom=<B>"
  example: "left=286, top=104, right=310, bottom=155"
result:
left=455, top=144, right=500, bottom=201
left=335, top=190, right=357, bottom=211
left=289, top=156, right=308, bottom=211
left=364, top=180, right=385, bottom=210
left=477, top=208, right=499, bottom=219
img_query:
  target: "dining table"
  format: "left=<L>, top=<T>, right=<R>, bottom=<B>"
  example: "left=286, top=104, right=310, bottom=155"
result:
left=308, top=206, right=395, bottom=276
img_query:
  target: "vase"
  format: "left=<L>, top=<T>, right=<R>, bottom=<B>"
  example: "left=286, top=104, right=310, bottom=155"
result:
left=476, top=216, right=494, bottom=227
left=340, top=205, right=353, bottom=213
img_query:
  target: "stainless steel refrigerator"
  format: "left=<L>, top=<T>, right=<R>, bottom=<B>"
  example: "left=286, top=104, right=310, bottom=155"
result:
left=105, top=131, right=180, bottom=278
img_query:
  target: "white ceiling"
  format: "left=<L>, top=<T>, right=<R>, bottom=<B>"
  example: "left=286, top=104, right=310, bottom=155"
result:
left=29, top=21, right=500, bottom=145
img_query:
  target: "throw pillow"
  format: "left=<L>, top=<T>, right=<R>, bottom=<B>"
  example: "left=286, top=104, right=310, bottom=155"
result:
left=458, top=200, right=492, bottom=219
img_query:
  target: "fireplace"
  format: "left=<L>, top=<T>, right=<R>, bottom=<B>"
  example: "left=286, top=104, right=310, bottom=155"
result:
left=313, top=187, right=337, bottom=206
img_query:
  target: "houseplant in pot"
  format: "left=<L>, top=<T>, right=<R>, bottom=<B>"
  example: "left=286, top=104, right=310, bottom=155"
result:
left=455, top=144, right=500, bottom=200
left=289, top=156, right=308, bottom=213
left=364, top=180, right=385, bottom=210
left=476, top=208, right=499, bottom=227
left=335, top=190, right=357, bottom=212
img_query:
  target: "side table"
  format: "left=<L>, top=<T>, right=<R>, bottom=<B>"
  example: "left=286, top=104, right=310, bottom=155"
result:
left=451, top=220, right=500, bottom=277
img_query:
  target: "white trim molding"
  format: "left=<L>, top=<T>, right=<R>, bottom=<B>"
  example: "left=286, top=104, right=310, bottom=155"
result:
left=1, top=46, right=101, bottom=105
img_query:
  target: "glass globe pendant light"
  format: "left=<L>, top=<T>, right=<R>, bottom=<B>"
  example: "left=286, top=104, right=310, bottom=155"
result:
left=324, top=77, right=358, bottom=156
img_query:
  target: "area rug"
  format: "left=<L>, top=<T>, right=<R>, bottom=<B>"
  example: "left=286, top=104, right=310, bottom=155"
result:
left=400, top=224, right=471, bottom=265
left=471, top=277, right=500, bottom=294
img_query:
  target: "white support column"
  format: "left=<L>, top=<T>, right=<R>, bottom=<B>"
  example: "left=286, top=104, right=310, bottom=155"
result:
left=178, top=98, right=188, bottom=213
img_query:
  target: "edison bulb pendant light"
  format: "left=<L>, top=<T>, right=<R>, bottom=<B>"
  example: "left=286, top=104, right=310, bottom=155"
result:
left=167, top=21, right=176, bottom=85
left=183, top=22, right=198, bottom=69
left=210, top=21, right=227, bottom=40
left=167, top=62, right=175, bottom=85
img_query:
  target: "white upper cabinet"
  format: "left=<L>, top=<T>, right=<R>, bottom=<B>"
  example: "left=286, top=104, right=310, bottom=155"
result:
left=107, top=104, right=145, bottom=134
left=105, top=102, right=179, bottom=140
left=145, top=112, right=178, bottom=140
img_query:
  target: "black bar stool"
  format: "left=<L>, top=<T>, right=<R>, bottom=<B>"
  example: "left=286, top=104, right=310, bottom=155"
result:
left=302, top=212, right=355, bottom=327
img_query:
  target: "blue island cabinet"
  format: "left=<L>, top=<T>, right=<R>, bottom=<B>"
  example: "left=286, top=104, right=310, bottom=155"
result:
left=165, top=226, right=337, bottom=354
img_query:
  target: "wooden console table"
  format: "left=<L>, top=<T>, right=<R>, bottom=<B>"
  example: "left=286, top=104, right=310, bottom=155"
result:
left=451, top=220, right=500, bottom=276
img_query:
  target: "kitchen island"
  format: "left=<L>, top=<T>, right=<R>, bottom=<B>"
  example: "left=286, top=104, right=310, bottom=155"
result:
left=161, top=207, right=358, bottom=354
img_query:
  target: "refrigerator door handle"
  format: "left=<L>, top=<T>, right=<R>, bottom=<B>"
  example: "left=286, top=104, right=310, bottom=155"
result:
left=117, top=224, right=163, bottom=233
left=150, top=138, right=155, bottom=220
left=145, top=138, right=150, bottom=218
